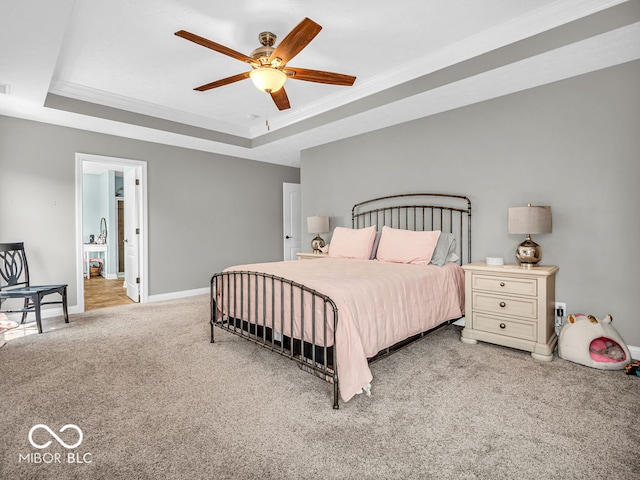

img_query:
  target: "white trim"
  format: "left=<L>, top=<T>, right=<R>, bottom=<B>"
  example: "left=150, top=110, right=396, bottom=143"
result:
left=629, top=345, right=640, bottom=362
left=75, top=153, right=149, bottom=312
left=7, top=286, right=208, bottom=320
left=3, top=305, right=81, bottom=323
left=147, top=287, right=209, bottom=303
left=74, top=158, right=83, bottom=311
left=49, top=80, right=252, bottom=138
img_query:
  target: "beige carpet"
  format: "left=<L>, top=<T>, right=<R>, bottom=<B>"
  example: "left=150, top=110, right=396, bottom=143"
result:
left=1, top=296, right=638, bottom=480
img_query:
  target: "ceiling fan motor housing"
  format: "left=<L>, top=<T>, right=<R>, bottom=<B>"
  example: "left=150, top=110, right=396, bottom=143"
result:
left=250, top=46, right=274, bottom=63
left=251, top=32, right=277, bottom=64
left=258, top=31, right=276, bottom=47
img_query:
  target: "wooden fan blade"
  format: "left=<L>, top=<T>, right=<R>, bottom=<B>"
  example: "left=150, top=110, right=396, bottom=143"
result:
left=269, top=18, right=322, bottom=65
left=175, top=30, right=256, bottom=65
left=194, top=72, right=250, bottom=91
left=284, top=68, right=356, bottom=86
left=270, top=88, right=291, bottom=111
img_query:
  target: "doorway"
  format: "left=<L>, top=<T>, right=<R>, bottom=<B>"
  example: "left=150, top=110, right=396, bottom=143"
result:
left=75, top=153, right=148, bottom=313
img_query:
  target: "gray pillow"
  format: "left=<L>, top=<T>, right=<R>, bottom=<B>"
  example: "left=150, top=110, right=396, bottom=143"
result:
left=369, top=231, right=382, bottom=259
left=429, top=233, right=459, bottom=266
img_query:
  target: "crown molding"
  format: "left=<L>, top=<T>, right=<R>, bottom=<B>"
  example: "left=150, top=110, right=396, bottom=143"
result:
left=48, top=80, right=253, bottom=138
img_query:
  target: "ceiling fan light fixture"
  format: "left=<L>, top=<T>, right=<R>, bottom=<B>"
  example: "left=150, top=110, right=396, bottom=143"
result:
left=249, top=67, right=287, bottom=93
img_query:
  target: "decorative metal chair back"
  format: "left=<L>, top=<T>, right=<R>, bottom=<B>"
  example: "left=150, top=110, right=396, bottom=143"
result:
left=0, top=242, right=31, bottom=291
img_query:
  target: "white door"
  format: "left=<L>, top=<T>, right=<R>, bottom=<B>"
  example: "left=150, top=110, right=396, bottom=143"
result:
left=124, top=167, right=140, bottom=301
left=283, top=183, right=301, bottom=260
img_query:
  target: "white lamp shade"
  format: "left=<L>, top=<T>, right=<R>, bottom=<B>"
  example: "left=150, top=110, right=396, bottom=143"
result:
left=249, top=67, right=287, bottom=93
left=307, top=216, right=329, bottom=234
left=508, top=205, right=552, bottom=234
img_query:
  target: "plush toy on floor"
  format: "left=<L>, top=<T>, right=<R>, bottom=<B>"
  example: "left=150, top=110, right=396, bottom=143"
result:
left=558, top=314, right=631, bottom=370
left=625, top=361, right=640, bottom=377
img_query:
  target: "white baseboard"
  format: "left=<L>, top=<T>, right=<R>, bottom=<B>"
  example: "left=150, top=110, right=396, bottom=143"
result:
left=5, top=287, right=208, bottom=322
left=147, top=287, right=209, bottom=303
left=3, top=305, right=80, bottom=322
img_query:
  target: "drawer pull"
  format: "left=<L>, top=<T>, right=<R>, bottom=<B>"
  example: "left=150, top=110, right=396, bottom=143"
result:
left=499, top=282, right=505, bottom=287
left=499, top=302, right=506, bottom=308
left=499, top=323, right=506, bottom=329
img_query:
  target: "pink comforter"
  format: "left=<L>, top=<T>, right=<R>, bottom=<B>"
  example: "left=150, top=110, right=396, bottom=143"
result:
left=221, top=258, right=465, bottom=402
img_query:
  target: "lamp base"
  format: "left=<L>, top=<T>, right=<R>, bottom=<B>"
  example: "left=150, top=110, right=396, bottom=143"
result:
left=515, top=235, right=542, bottom=267
left=311, top=235, right=325, bottom=254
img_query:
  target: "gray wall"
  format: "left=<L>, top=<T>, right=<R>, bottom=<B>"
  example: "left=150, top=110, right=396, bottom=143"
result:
left=82, top=173, right=107, bottom=244
left=301, top=60, right=640, bottom=348
left=0, top=116, right=300, bottom=305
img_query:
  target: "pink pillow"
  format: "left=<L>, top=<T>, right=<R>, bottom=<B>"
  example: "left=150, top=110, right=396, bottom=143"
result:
left=328, top=226, right=377, bottom=259
left=375, top=226, right=441, bottom=265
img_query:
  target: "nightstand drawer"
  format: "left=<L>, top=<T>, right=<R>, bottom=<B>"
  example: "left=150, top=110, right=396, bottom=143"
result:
left=471, top=273, right=537, bottom=296
left=472, top=292, right=538, bottom=319
left=472, top=313, right=537, bottom=341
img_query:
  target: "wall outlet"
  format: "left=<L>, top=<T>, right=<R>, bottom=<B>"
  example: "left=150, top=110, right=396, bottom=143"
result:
left=555, top=302, right=567, bottom=334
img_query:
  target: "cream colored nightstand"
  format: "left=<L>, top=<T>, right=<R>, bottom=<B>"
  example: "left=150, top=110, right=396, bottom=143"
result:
left=460, top=262, right=558, bottom=361
left=296, top=252, right=328, bottom=260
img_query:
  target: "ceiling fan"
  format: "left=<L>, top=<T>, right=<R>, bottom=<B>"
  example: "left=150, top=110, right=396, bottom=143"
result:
left=175, top=17, right=356, bottom=111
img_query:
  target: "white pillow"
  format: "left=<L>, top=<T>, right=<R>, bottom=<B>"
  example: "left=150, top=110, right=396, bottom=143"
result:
left=375, top=226, right=441, bottom=265
left=328, top=225, right=377, bottom=260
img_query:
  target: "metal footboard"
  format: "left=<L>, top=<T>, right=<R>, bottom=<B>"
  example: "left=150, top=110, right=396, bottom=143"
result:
left=210, top=271, right=340, bottom=409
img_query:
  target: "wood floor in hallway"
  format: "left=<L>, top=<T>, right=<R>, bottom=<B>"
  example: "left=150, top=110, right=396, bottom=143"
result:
left=84, top=276, right=135, bottom=310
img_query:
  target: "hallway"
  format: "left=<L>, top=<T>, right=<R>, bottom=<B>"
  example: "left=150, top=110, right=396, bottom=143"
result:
left=84, top=276, right=135, bottom=310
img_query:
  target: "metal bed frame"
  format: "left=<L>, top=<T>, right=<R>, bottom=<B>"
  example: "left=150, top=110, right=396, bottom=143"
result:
left=210, top=193, right=471, bottom=409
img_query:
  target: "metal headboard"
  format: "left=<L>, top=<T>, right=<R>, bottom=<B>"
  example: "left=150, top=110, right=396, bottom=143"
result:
left=352, top=193, right=472, bottom=265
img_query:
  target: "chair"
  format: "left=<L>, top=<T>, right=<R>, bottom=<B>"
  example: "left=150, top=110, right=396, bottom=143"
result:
left=0, top=242, right=69, bottom=334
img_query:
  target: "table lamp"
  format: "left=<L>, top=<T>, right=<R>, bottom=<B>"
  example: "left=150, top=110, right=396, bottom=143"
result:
left=508, top=204, right=552, bottom=267
left=307, top=216, right=329, bottom=253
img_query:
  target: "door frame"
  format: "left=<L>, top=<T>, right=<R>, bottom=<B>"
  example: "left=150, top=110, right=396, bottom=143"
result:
left=75, top=153, right=149, bottom=312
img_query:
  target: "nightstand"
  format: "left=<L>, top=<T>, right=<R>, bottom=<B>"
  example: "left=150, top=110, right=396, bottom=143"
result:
left=460, top=262, right=558, bottom=361
left=296, top=252, right=328, bottom=260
